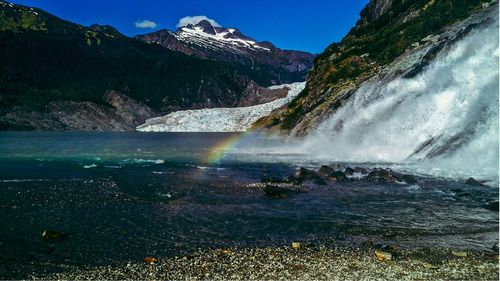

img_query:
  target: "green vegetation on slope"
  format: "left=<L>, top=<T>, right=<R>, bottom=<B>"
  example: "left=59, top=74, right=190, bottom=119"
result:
left=0, top=1, right=259, bottom=117
left=276, top=0, right=488, bottom=132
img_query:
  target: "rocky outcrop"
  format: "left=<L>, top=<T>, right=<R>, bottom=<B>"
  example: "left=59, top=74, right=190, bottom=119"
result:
left=236, top=81, right=289, bottom=107
left=0, top=91, right=158, bottom=131
left=254, top=0, right=495, bottom=136
left=103, top=91, right=156, bottom=126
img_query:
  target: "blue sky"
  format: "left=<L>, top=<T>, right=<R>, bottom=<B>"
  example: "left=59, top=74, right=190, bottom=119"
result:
left=10, top=0, right=369, bottom=54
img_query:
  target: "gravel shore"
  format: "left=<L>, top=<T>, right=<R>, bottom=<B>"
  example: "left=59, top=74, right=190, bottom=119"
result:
left=32, top=245, right=499, bottom=280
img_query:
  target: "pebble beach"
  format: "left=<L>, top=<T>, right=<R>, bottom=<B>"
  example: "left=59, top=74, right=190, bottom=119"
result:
left=33, top=245, right=499, bottom=280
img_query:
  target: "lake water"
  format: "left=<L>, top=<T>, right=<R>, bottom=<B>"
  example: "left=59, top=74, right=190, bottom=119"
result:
left=0, top=132, right=498, bottom=278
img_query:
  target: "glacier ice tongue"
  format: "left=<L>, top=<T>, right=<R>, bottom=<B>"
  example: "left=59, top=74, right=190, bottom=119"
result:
left=136, top=82, right=305, bottom=132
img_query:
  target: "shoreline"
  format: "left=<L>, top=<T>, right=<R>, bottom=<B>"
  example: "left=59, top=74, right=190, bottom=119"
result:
left=31, top=245, right=499, bottom=280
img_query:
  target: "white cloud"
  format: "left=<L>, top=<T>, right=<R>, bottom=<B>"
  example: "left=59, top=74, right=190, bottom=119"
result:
left=135, top=20, right=158, bottom=29
left=176, top=16, right=220, bottom=28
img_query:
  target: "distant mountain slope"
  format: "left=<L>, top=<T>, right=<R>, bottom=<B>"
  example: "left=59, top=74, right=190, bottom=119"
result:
left=255, top=0, right=495, bottom=135
left=0, top=1, right=301, bottom=130
left=136, top=20, right=315, bottom=85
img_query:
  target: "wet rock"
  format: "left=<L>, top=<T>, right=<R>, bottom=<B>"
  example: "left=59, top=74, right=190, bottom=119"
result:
left=354, top=167, right=368, bottom=174
left=296, top=167, right=320, bottom=180
left=41, top=230, right=66, bottom=242
left=344, top=167, right=355, bottom=176
left=318, top=165, right=335, bottom=177
left=485, top=201, right=499, bottom=212
left=402, top=174, right=418, bottom=184
left=374, top=249, right=392, bottom=261
left=328, top=171, right=347, bottom=181
left=294, top=167, right=326, bottom=185
left=366, top=169, right=396, bottom=183
left=263, top=183, right=304, bottom=199
left=465, top=177, right=485, bottom=186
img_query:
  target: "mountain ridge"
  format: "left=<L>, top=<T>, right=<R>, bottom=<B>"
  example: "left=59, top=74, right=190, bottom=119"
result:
left=136, top=19, right=315, bottom=85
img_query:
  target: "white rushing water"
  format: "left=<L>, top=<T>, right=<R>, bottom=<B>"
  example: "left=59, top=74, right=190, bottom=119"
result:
left=295, top=18, right=499, bottom=180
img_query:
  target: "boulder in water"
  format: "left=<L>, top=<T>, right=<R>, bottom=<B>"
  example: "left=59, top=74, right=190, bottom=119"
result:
left=366, top=169, right=396, bottom=183
left=354, top=167, right=368, bottom=174
left=328, top=171, right=347, bottom=181
left=318, top=165, right=335, bottom=177
left=344, top=167, right=355, bottom=176
left=402, top=174, right=418, bottom=184
left=295, top=167, right=326, bottom=185
left=465, top=177, right=485, bottom=186
left=296, top=167, right=320, bottom=180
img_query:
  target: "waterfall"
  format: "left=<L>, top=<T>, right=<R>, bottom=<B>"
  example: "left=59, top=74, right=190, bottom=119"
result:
left=300, top=18, right=499, bottom=179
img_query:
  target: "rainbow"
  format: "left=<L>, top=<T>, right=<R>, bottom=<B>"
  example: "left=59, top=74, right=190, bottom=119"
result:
left=204, top=131, right=253, bottom=164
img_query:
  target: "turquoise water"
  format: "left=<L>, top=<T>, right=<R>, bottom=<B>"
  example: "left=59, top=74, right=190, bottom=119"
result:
left=0, top=132, right=498, bottom=278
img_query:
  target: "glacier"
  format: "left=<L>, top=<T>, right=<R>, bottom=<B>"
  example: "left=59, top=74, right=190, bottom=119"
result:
left=136, top=82, right=305, bottom=132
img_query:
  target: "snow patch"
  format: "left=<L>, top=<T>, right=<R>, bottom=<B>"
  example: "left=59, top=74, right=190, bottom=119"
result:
left=177, top=26, right=270, bottom=52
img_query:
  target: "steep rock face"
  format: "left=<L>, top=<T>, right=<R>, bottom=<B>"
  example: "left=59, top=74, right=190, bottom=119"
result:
left=102, top=90, right=156, bottom=126
left=236, top=81, right=289, bottom=107
left=363, top=0, right=394, bottom=23
left=0, top=91, right=157, bottom=131
left=136, top=20, right=316, bottom=85
left=255, top=0, right=494, bottom=136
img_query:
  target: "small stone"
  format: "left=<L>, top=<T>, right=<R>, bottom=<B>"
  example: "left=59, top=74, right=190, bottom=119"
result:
left=423, top=262, right=439, bottom=269
left=41, top=229, right=65, bottom=242
left=292, top=242, right=301, bottom=249
left=451, top=251, right=467, bottom=257
left=374, top=250, right=392, bottom=261
left=144, top=257, right=160, bottom=263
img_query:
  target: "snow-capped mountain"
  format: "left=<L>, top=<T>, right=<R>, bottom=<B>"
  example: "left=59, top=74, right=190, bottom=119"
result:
left=136, top=82, right=305, bottom=132
left=136, top=20, right=315, bottom=85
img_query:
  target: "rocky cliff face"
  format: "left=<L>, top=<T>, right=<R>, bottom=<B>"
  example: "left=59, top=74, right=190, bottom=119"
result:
left=0, top=91, right=157, bottom=131
left=136, top=20, right=316, bottom=85
left=254, top=0, right=495, bottom=136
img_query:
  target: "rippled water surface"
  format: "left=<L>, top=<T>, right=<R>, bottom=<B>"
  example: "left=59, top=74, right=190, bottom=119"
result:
left=0, top=132, right=497, bottom=278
